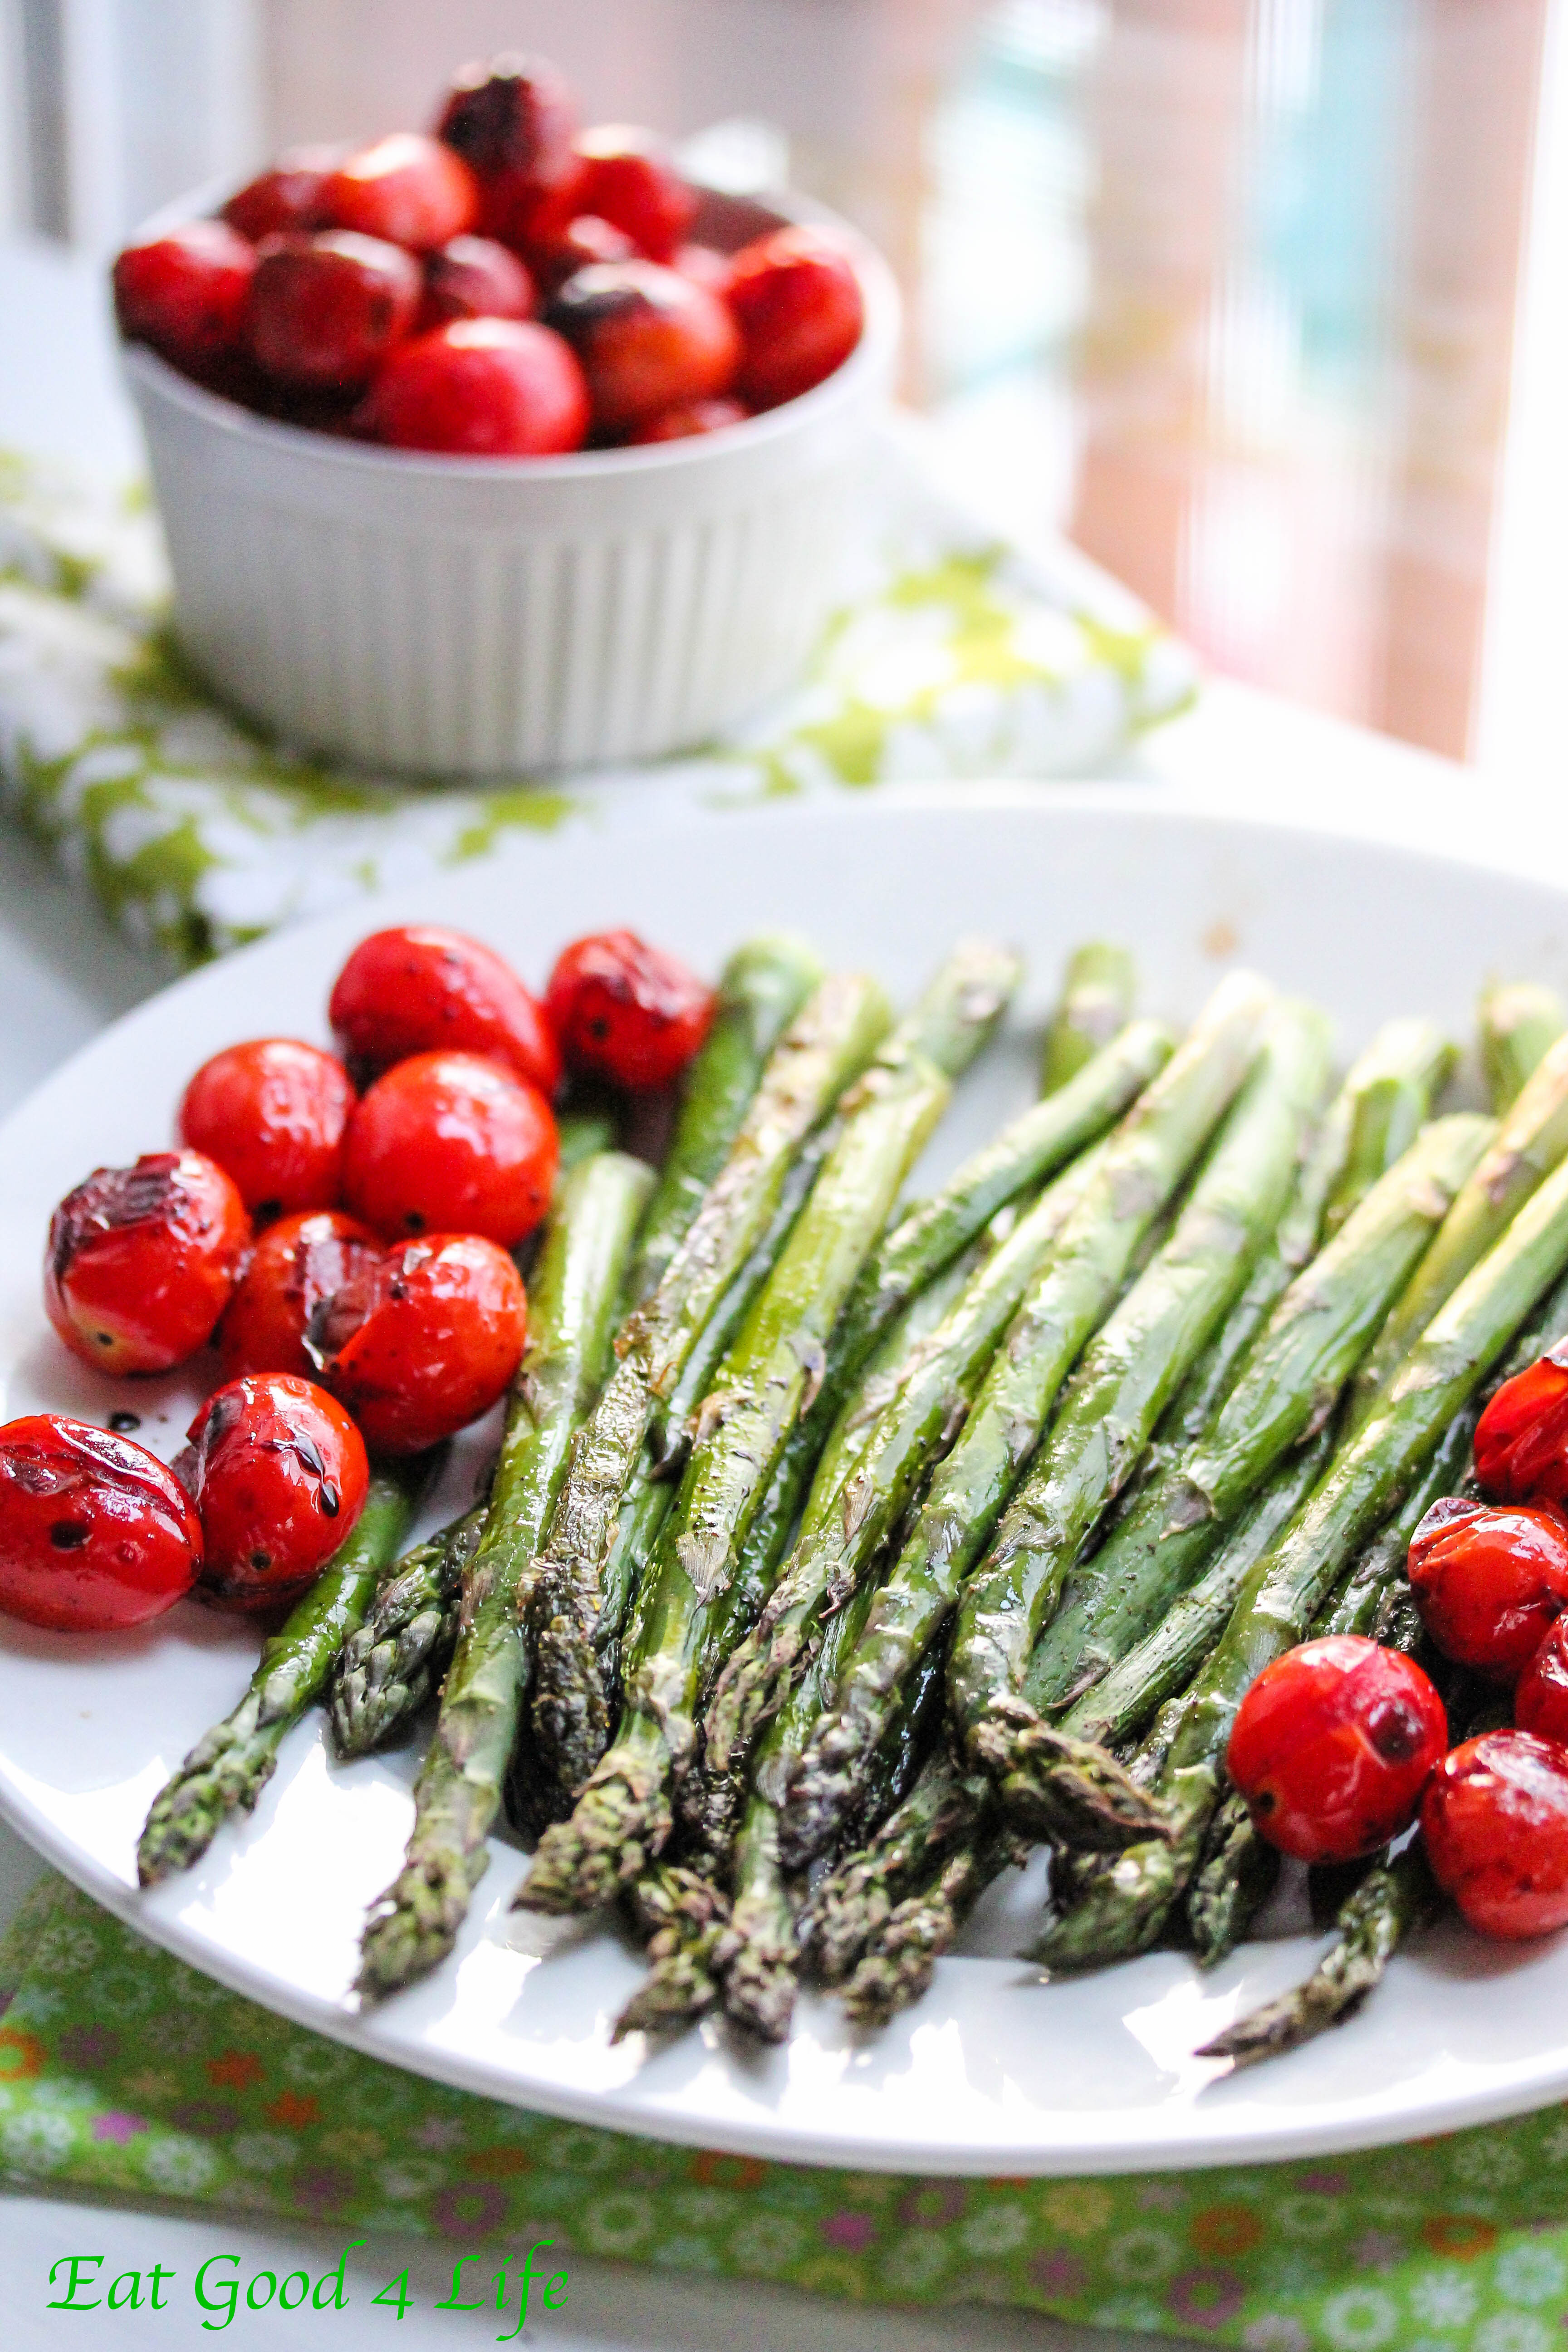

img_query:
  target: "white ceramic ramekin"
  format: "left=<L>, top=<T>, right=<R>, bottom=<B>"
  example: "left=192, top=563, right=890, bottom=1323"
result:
left=121, top=187, right=900, bottom=777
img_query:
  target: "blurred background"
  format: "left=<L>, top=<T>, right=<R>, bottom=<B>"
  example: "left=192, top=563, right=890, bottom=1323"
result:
left=2, top=0, right=1564, bottom=776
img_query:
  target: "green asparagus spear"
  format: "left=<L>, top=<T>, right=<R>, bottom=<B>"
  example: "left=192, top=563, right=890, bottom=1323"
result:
left=137, top=1462, right=432, bottom=1884
left=555, top=1108, right=619, bottom=1177
left=1318, top=1021, right=1454, bottom=1240
left=329, top=1509, right=485, bottom=1758
left=840, top=1814, right=1022, bottom=2027
left=1042, top=943, right=1137, bottom=1096
left=1480, top=980, right=1567, bottom=1115
left=1033, top=1147, right=1568, bottom=1969
left=1185, top=1787, right=1282, bottom=1966
left=518, top=946, right=1019, bottom=1916
left=804, top=1751, right=987, bottom=1988
left=358, top=1152, right=652, bottom=2000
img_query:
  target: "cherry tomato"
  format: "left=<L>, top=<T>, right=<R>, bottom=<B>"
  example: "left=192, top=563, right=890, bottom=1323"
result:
left=328, top=923, right=562, bottom=1095
left=436, top=54, right=578, bottom=189
left=222, top=147, right=341, bottom=242
left=0, top=1415, right=202, bottom=1632
left=246, top=230, right=421, bottom=391
left=218, top=1209, right=382, bottom=1381
left=624, top=396, right=748, bottom=446
left=1475, top=1349, right=1568, bottom=1507
left=545, top=931, right=715, bottom=1091
left=188, top=1372, right=368, bottom=1613
left=342, top=1051, right=556, bottom=1247
left=545, top=262, right=739, bottom=437
left=529, top=213, right=636, bottom=296
left=317, top=1233, right=526, bottom=1454
left=1515, top=1615, right=1568, bottom=1744
left=1226, top=1634, right=1447, bottom=1864
left=320, top=133, right=479, bottom=251
left=1422, top=1728, right=1568, bottom=1938
left=177, top=1038, right=354, bottom=1222
left=421, top=234, right=534, bottom=328
left=724, top=226, right=864, bottom=410
left=673, top=242, right=730, bottom=294
left=1407, top=1494, right=1568, bottom=1680
left=570, top=126, right=696, bottom=265
left=45, top=1150, right=250, bottom=1377
left=113, top=221, right=256, bottom=379
left=365, top=318, right=588, bottom=456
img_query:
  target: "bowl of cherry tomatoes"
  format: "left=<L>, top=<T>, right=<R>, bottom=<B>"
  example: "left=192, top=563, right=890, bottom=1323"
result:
left=111, top=52, right=899, bottom=779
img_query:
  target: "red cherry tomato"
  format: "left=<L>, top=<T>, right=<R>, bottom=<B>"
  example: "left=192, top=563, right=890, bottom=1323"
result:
left=1407, top=1495, right=1568, bottom=1680
left=1226, top=1634, right=1447, bottom=1864
left=1475, top=1350, right=1568, bottom=1507
left=45, top=1150, right=250, bottom=1377
left=570, top=126, right=696, bottom=265
left=0, top=1416, right=202, bottom=1632
left=364, top=318, right=588, bottom=456
left=328, top=923, right=561, bottom=1095
left=545, top=930, right=715, bottom=1092
left=218, top=1209, right=382, bottom=1381
left=222, top=147, right=342, bottom=242
left=436, top=54, right=578, bottom=188
left=624, top=396, right=748, bottom=446
left=724, top=227, right=865, bottom=410
left=342, top=1051, right=556, bottom=1248
left=188, top=1372, right=368, bottom=1613
left=545, top=261, right=739, bottom=436
left=1422, top=1728, right=1568, bottom=1938
left=420, top=234, right=534, bottom=328
left=1515, top=1616, right=1568, bottom=1744
left=673, top=242, right=730, bottom=294
left=529, top=213, right=636, bottom=296
left=319, top=132, right=479, bottom=252
left=177, top=1038, right=354, bottom=1222
left=246, top=230, right=421, bottom=391
left=317, top=1233, right=526, bottom=1454
left=113, top=221, right=255, bottom=379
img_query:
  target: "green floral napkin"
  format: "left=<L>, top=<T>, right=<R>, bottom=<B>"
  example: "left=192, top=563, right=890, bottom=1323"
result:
left=0, top=447, right=1194, bottom=968
left=3, top=1870, right=1568, bottom=2352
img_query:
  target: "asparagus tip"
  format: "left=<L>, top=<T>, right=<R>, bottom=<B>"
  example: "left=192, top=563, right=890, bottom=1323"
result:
left=514, top=1754, right=671, bottom=1916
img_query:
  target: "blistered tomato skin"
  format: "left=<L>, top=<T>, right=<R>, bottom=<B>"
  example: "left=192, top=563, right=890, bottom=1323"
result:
left=188, top=1373, right=368, bottom=1614
left=45, top=1150, right=250, bottom=1377
left=0, top=1416, right=202, bottom=1632
left=1475, top=1351, right=1568, bottom=1507
left=177, top=1038, right=354, bottom=1222
left=218, top=1210, right=382, bottom=1382
left=318, top=1233, right=526, bottom=1455
left=320, top=133, right=479, bottom=250
left=1422, top=1729, right=1568, bottom=1938
left=421, top=234, right=534, bottom=327
left=343, top=1051, right=557, bottom=1249
left=328, top=923, right=561, bottom=1096
left=1515, top=1616, right=1568, bottom=1744
left=222, top=147, right=341, bottom=242
left=545, top=262, right=739, bottom=436
left=724, top=227, right=865, bottom=410
left=1226, top=1634, right=1448, bottom=1864
left=570, top=126, right=697, bottom=265
left=1407, top=1494, right=1568, bottom=1680
left=365, top=319, right=588, bottom=456
left=113, top=222, right=256, bottom=378
left=545, top=930, right=716, bottom=1091
left=246, top=231, right=421, bottom=390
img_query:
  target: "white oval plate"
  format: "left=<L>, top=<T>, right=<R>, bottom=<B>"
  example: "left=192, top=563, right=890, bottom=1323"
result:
left=5, top=787, right=1568, bottom=2178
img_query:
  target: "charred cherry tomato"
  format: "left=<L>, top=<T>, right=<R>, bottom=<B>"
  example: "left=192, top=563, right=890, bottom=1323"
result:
left=222, top=146, right=341, bottom=242
left=218, top=1209, right=382, bottom=1381
left=569, top=126, right=696, bottom=265
left=724, top=226, right=865, bottom=409
left=529, top=213, right=636, bottom=295
left=364, top=318, right=588, bottom=456
left=1515, top=1615, right=1568, bottom=1745
left=1475, top=1348, right=1568, bottom=1507
left=342, top=1051, right=557, bottom=1248
left=113, top=221, right=256, bottom=379
left=1422, top=1728, right=1568, bottom=1938
left=328, top=922, right=561, bottom=1096
left=188, top=1372, right=368, bottom=1613
left=420, top=234, right=534, bottom=328
left=1408, top=1494, right=1568, bottom=1680
left=319, top=132, right=479, bottom=251
left=45, top=1149, right=250, bottom=1376
left=1226, top=1634, right=1447, bottom=1864
left=624, top=396, right=748, bottom=445
left=0, top=1415, right=202, bottom=1631
left=177, top=1038, right=354, bottom=1222
left=545, top=261, right=739, bottom=437
left=545, top=930, right=715, bottom=1092
left=317, top=1232, right=526, bottom=1454
left=436, top=53, right=578, bottom=190
left=246, top=230, right=421, bottom=391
